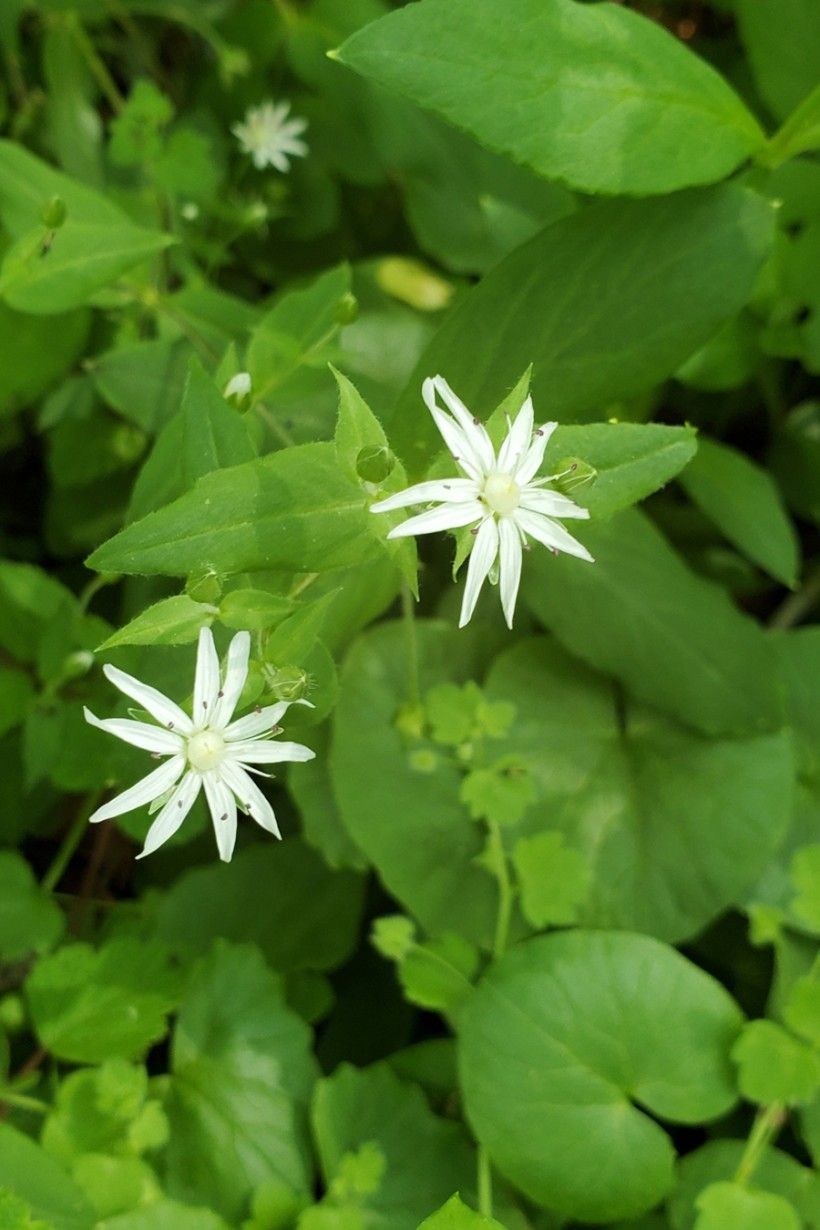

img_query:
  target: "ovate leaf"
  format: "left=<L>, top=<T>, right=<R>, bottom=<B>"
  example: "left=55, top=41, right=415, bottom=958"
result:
left=0, top=851, right=64, bottom=961
left=389, top=185, right=774, bottom=474
left=694, top=1183, right=800, bottom=1230
left=459, top=931, right=743, bottom=1223
left=97, top=595, right=215, bottom=650
left=180, top=358, right=256, bottom=486
left=338, top=0, right=763, bottom=195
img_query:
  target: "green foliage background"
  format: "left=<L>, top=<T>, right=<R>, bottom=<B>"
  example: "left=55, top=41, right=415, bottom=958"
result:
left=1, top=0, right=820, bottom=1228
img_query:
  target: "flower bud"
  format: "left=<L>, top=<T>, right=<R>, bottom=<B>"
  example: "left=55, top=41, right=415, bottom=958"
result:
left=357, top=444, right=394, bottom=484
left=40, top=196, right=67, bottom=229
left=265, top=664, right=309, bottom=702
left=552, top=456, right=597, bottom=495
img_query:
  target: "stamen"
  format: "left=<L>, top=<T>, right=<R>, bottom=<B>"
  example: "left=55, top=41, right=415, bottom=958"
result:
left=217, top=689, right=224, bottom=698
left=167, top=722, right=174, bottom=730
left=220, top=812, right=228, bottom=821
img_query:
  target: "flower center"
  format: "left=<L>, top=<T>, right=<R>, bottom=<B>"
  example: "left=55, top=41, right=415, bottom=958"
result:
left=483, top=473, right=521, bottom=517
left=187, top=729, right=225, bottom=773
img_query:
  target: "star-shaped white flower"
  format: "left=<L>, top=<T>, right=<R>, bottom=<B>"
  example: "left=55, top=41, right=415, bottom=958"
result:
left=232, top=100, right=308, bottom=172
left=371, top=376, right=594, bottom=628
left=84, top=628, right=314, bottom=862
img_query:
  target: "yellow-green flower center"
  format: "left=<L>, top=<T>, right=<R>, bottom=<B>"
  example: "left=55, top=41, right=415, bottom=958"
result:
left=187, top=729, right=225, bottom=773
left=483, top=473, right=521, bottom=517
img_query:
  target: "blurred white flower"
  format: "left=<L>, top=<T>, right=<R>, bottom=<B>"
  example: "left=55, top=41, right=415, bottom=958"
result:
left=371, top=376, right=593, bottom=629
left=84, top=629, right=314, bottom=862
left=232, top=100, right=308, bottom=172
left=223, top=371, right=252, bottom=401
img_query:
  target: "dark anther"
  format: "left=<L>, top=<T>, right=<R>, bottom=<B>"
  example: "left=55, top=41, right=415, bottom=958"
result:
left=217, top=689, right=224, bottom=698
left=167, top=722, right=174, bottom=729
left=472, top=417, right=480, bottom=425
left=471, top=526, right=480, bottom=535
left=220, top=813, right=228, bottom=821
left=536, top=428, right=544, bottom=436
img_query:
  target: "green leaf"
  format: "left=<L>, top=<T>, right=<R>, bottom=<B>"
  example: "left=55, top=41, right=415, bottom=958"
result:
left=218, top=589, right=294, bottom=632
left=91, top=339, right=190, bottom=434
left=25, top=939, right=183, bottom=1063
left=790, top=845, right=820, bottom=930
left=694, top=1183, right=800, bottom=1230
left=0, top=1125, right=93, bottom=1230
left=108, top=79, right=172, bottom=167
left=42, top=1060, right=167, bottom=1165
left=96, top=1202, right=231, bottom=1230
left=459, top=761, right=536, bottom=828
left=97, top=595, right=215, bottom=650
left=312, top=1064, right=479, bottom=1230
left=181, top=358, right=256, bottom=487
left=0, top=852, right=64, bottom=962
left=0, top=667, right=34, bottom=739
left=265, top=591, right=339, bottom=667
left=770, top=402, right=820, bottom=527
left=458, top=930, right=743, bottom=1223
left=0, top=142, right=172, bottom=313
left=87, top=442, right=377, bottom=578
left=783, top=976, right=820, bottom=1046
left=763, top=83, right=820, bottom=168
left=511, top=831, right=590, bottom=929
left=337, top=0, right=763, bottom=195
left=670, top=1139, right=820, bottom=1230
left=164, top=942, right=317, bottom=1219
left=522, top=508, right=784, bottom=737
left=732, top=1020, right=820, bottom=1105
left=0, top=303, right=90, bottom=418
left=679, top=438, right=799, bottom=587
left=417, top=1196, right=504, bottom=1230
left=736, top=0, right=820, bottom=121
left=389, top=185, right=774, bottom=474
left=485, top=638, right=793, bottom=941
left=153, top=843, right=365, bottom=974
left=247, top=265, right=353, bottom=406
left=0, top=562, right=74, bottom=663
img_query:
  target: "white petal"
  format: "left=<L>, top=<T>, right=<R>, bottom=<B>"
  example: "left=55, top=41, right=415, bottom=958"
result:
left=203, top=772, right=238, bottom=862
left=83, top=708, right=184, bottom=756
left=224, top=700, right=289, bottom=742
left=459, top=516, right=499, bottom=627
left=387, top=501, right=483, bottom=540
left=498, top=518, right=523, bottom=630
left=220, top=760, right=281, bottom=838
left=519, top=487, right=590, bottom=520
left=136, top=771, right=202, bottom=859
left=212, top=631, right=251, bottom=729
left=497, top=395, right=534, bottom=473
left=426, top=403, right=484, bottom=482
left=89, top=755, right=186, bottom=825
left=515, top=509, right=595, bottom=562
left=193, top=627, right=220, bottom=726
left=427, top=376, right=495, bottom=472
left=102, top=665, right=193, bottom=735
left=371, top=478, right=479, bottom=514
left=515, top=421, right=558, bottom=485
left=227, top=739, right=315, bottom=765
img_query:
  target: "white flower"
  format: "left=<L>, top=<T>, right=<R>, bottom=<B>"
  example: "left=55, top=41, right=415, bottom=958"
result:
left=84, top=628, right=314, bottom=862
left=223, top=371, right=252, bottom=401
left=371, top=376, right=594, bottom=629
left=232, top=100, right=308, bottom=172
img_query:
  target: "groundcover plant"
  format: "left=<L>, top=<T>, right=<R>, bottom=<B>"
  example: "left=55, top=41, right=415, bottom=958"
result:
left=2, top=0, right=820, bottom=1226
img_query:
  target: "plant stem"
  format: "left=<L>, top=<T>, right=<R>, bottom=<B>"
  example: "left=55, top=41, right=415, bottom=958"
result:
left=0, top=1089, right=49, bottom=1115
left=734, top=1103, right=786, bottom=1185
left=488, top=819, right=512, bottom=961
left=41, top=793, right=100, bottom=894
left=401, top=583, right=421, bottom=706
left=769, top=565, right=820, bottom=630
left=477, top=1144, right=493, bottom=1218
left=69, top=16, right=125, bottom=113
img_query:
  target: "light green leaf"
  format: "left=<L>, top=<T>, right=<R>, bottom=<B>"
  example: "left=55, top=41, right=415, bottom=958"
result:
left=87, top=442, right=378, bottom=578
left=764, top=83, right=820, bottom=168
left=522, top=508, right=783, bottom=737
left=679, top=438, right=799, bottom=587
left=164, top=942, right=317, bottom=1219
left=511, top=831, right=590, bottom=929
left=91, top=339, right=190, bottom=434
left=338, top=0, right=763, bottom=195
left=732, top=1020, right=820, bottom=1105
left=26, top=939, right=183, bottom=1063
left=97, top=1202, right=231, bottom=1230
left=153, top=843, right=365, bottom=974
left=486, top=638, right=793, bottom=941
left=417, top=1195, right=504, bottom=1230
left=389, top=185, right=774, bottom=474
left=0, top=143, right=172, bottom=313
left=181, top=358, right=256, bottom=487
left=265, top=591, right=339, bottom=667
left=459, top=931, right=743, bottom=1223
left=312, top=1064, right=479, bottom=1230
left=42, top=1060, right=167, bottom=1165
left=670, top=1139, right=820, bottom=1230
left=783, top=976, right=820, bottom=1046
left=0, top=1125, right=93, bottom=1230
left=218, top=588, right=294, bottom=632
left=97, top=595, right=214, bottom=650
left=0, top=851, right=64, bottom=962
left=736, top=0, right=820, bottom=121
left=694, top=1183, right=800, bottom=1230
